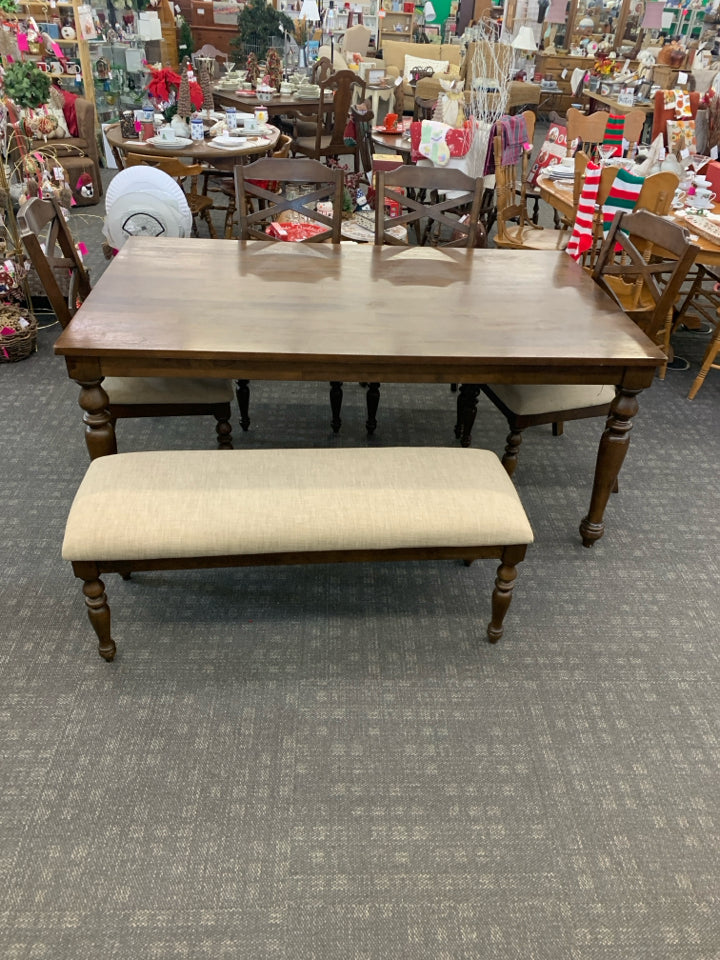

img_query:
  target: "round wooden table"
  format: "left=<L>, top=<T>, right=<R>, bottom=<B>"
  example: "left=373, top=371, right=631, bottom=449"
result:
left=370, top=128, right=413, bottom=160
left=105, top=122, right=281, bottom=172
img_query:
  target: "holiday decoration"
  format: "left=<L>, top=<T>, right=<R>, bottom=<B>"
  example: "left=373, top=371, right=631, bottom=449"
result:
left=197, top=60, right=214, bottom=115
left=245, top=51, right=260, bottom=88
left=233, top=0, right=295, bottom=62
left=2, top=61, right=51, bottom=108
left=265, top=47, right=283, bottom=92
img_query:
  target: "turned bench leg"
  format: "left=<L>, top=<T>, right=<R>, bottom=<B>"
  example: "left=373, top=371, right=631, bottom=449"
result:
left=486, top=544, right=527, bottom=644
left=75, top=563, right=116, bottom=661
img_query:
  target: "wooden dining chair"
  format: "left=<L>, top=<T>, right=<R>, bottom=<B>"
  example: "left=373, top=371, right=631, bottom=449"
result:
left=235, top=156, right=344, bottom=243
left=349, top=100, right=375, bottom=178
left=311, top=56, right=334, bottom=84
left=494, top=135, right=567, bottom=250
left=358, top=165, right=486, bottom=435
left=566, top=107, right=645, bottom=160
left=18, top=196, right=234, bottom=448
left=687, top=316, right=720, bottom=399
left=124, top=153, right=216, bottom=238
left=472, top=210, right=698, bottom=472
left=233, top=157, right=344, bottom=433
left=291, top=70, right=367, bottom=171
left=215, top=133, right=292, bottom=239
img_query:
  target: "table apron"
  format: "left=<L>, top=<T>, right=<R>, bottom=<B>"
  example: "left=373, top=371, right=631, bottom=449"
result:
left=64, top=356, right=659, bottom=389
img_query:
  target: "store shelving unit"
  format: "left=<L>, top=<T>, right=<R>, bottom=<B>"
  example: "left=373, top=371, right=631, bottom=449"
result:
left=379, top=7, right=415, bottom=46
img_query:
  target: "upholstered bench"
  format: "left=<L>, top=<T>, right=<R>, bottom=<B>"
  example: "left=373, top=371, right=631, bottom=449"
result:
left=62, top=447, right=534, bottom=660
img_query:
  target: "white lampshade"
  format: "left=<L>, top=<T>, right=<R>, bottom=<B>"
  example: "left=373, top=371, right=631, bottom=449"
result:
left=512, top=25, right=537, bottom=51
left=424, top=1, right=436, bottom=22
left=300, top=0, right=320, bottom=21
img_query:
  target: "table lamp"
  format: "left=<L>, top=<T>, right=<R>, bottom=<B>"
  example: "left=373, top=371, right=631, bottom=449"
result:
left=512, top=25, right=538, bottom=81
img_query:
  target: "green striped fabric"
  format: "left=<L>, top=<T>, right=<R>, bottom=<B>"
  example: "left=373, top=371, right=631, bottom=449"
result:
left=602, top=113, right=625, bottom=158
left=602, top=168, right=644, bottom=237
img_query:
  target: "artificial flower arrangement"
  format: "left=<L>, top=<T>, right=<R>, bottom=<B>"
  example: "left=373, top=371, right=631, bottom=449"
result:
left=145, top=62, right=203, bottom=119
left=593, top=53, right=617, bottom=78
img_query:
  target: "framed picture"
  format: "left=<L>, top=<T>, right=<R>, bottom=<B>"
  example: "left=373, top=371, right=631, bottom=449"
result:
left=368, top=68, right=385, bottom=85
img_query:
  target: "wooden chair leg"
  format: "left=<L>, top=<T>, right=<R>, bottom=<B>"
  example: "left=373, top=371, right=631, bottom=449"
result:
left=330, top=381, right=343, bottom=433
left=552, top=421, right=564, bottom=436
left=236, top=379, right=250, bottom=431
left=79, top=568, right=116, bottom=661
left=214, top=414, right=233, bottom=449
left=501, top=427, right=523, bottom=477
left=224, top=196, right=237, bottom=239
left=688, top=329, right=720, bottom=399
left=365, top=382, right=380, bottom=434
left=455, top=384, right=480, bottom=447
left=201, top=208, right=217, bottom=239
left=487, top=545, right=525, bottom=644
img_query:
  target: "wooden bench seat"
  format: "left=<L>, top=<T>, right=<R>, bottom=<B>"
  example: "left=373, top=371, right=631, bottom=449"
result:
left=63, top=447, right=534, bottom=660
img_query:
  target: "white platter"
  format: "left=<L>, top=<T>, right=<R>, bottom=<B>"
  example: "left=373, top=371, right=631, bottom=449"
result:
left=146, top=136, right=193, bottom=149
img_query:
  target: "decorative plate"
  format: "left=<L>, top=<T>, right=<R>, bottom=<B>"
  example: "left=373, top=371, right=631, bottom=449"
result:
left=146, top=136, right=193, bottom=149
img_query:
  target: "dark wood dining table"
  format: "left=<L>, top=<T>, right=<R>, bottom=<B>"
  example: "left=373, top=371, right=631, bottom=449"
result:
left=213, top=88, right=326, bottom=118
left=54, top=240, right=666, bottom=547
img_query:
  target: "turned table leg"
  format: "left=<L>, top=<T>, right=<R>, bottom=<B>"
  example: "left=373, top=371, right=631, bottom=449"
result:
left=580, top=386, right=642, bottom=548
left=77, top=379, right=116, bottom=460
left=455, top=384, right=481, bottom=447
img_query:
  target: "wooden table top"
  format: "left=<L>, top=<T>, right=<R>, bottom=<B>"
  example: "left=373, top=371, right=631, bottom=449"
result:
left=213, top=89, right=325, bottom=116
left=583, top=91, right=654, bottom=115
left=371, top=129, right=412, bottom=156
left=55, top=240, right=664, bottom=382
left=105, top=122, right=280, bottom=167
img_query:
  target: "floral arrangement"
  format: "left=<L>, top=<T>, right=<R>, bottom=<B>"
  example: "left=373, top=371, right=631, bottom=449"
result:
left=145, top=63, right=203, bottom=117
left=593, top=54, right=617, bottom=78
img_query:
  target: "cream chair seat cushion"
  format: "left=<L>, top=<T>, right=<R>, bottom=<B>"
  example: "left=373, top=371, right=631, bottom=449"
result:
left=62, top=447, right=534, bottom=561
left=104, top=376, right=234, bottom=405
left=489, top=383, right=616, bottom=416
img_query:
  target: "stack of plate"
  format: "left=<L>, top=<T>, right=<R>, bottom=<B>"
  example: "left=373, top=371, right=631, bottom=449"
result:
left=545, top=162, right=575, bottom=180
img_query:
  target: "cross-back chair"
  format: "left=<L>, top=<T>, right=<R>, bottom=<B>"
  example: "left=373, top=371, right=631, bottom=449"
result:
left=357, top=165, right=486, bottom=435
left=291, top=70, right=367, bottom=170
left=233, top=157, right=344, bottom=433
left=473, top=210, right=698, bottom=474
left=124, top=153, right=216, bottom=238
left=18, top=196, right=234, bottom=447
left=235, top=156, right=344, bottom=243
left=214, top=133, right=292, bottom=239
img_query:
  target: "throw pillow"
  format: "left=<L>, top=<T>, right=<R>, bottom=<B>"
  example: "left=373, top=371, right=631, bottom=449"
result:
left=403, top=54, right=449, bottom=82
left=667, top=118, right=697, bottom=156
left=21, top=103, right=70, bottom=141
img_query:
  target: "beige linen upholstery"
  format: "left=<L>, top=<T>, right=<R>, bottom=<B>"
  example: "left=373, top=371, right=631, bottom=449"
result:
left=104, top=376, right=234, bottom=405
left=488, top=383, right=616, bottom=416
left=63, top=447, right=534, bottom=561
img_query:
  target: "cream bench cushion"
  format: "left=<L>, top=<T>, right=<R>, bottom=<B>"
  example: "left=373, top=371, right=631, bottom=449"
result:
left=62, top=447, right=533, bottom=562
left=488, top=383, right=616, bottom=416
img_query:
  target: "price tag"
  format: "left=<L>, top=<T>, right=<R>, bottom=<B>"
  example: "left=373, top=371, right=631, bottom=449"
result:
left=711, top=145, right=719, bottom=160
left=681, top=147, right=690, bottom=159
left=678, top=71, right=688, bottom=85
left=561, top=68, right=567, bottom=79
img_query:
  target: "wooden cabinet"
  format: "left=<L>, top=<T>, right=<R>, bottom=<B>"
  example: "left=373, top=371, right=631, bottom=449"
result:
left=379, top=9, right=415, bottom=45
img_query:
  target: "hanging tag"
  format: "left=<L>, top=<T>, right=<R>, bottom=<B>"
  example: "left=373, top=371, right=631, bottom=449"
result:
left=561, top=68, right=567, bottom=79
left=681, top=147, right=690, bottom=159
left=711, top=145, right=719, bottom=160
left=678, top=71, right=688, bottom=85
left=53, top=166, right=64, bottom=181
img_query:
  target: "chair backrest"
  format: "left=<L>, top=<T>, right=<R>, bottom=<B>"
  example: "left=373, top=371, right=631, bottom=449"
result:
left=123, top=153, right=205, bottom=197
left=315, top=70, right=367, bottom=152
left=273, top=133, right=293, bottom=158
left=374, top=165, right=485, bottom=248
left=566, top=108, right=611, bottom=157
left=342, top=23, right=371, bottom=56
left=349, top=100, right=375, bottom=174
left=621, top=108, right=645, bottom=154
left=592, top=209, right=698, bottom=341
left=234, top=157, right=344, bottom=243
left=18, top=196, right=91, bottom=329
left=494, top=133, right=533, bottom=244
left=312, top=56, right=334, bottom=84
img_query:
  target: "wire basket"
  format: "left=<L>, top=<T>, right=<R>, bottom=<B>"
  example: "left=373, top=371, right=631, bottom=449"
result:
left=0, top=303, right=37, bottom=362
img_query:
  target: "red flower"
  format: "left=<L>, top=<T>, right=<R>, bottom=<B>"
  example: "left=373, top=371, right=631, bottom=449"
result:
left=145, top=64, right=182, bottom=103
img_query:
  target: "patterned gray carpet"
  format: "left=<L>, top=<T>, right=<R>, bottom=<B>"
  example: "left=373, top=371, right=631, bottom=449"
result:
left=2, top=243, right=720, bottom=957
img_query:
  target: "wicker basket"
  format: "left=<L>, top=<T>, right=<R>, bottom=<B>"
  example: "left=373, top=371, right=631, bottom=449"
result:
left=0, top=303, right=37, bottom=362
